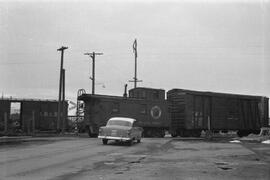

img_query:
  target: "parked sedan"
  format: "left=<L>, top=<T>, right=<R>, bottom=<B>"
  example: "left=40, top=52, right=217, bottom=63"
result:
left=98, top=117, right=143, bottom=145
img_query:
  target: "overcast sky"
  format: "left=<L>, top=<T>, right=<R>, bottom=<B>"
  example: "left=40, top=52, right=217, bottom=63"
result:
left=0, top=0, right=269, bottom=108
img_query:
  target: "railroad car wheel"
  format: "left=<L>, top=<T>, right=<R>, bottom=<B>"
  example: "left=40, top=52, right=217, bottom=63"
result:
left=237, top=130, right=250, bottom=137
left=251, top=130, right=260, bottom=135
left=178, top=130, right=184, bottom=137
left=237, top=131, right=244, bottom=137
left=157, top=129, right=165, bottom=138
left=171, top=132, right=177, bottom=137
left=102, top=139, right=108, bottom=145
left=127, top=140, right=133, bottom=146
left=205, top=130, right=213, bottom=139
left=160, top=130, right=165, bottom=138
left=142, top=129, right=150, bottom=137
left=87, top=127, right=93, bottom=137
left=88, top=127, right=98, bottom=138
left=88, top=132, right=97, bottom=138
left=181, top=130, right=192, bottom=137
left=192, top=130, right=201, bottom=137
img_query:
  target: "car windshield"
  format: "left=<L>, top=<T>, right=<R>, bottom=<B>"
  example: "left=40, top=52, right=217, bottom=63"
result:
left=107, top=120, right=132, bottom=127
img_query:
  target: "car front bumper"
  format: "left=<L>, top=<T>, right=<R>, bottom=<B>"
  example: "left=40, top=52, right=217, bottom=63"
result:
left=98, top=136, right=132, bottom=141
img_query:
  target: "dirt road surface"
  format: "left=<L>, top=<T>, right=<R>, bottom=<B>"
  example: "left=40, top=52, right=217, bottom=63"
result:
left=0, top=136, right=269, bottom=180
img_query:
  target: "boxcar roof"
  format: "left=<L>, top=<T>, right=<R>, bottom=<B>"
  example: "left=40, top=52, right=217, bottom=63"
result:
left=78, top=93, right=165, bottom=102
left=129, top=87, right=165, bottom=91
left=78, top=94, right=128, bottom=101
left=0, top=98, right=60, bottom=103
left=168, top=89, right=268, bottom=100
left=108, top=117, right=136, bottom=123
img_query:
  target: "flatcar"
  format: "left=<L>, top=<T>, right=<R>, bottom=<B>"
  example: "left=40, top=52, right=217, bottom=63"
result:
left=167, top=89, right=269, bottom=137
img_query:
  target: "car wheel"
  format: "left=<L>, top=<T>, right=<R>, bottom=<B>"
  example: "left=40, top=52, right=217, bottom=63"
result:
left=137, top=139, right=141, bottom=143
left=102, top=139, right=108, bottom=145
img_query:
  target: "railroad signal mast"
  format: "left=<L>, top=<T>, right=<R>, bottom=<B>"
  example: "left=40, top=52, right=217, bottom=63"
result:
left=129, top=39, right=142, bottom=88
left=84, top=52, right=103, bottom=95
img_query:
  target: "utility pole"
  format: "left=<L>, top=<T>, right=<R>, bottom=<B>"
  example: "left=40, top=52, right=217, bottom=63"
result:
left=57, top=46, right=68, bottom=132
left=129, top=39, right=142, bottom=88
left=84, top=52, right=103, bottom=94
left=61, top=68, right=65, bottom=134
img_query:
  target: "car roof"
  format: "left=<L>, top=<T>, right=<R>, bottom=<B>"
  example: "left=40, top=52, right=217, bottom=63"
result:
left=108, top=117, right=136, bottom=123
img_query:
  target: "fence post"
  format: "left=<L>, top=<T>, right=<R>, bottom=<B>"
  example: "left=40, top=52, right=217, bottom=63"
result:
left=4, top=112, right=8, bottom=135
left=32, top=111, right=35, bottom=136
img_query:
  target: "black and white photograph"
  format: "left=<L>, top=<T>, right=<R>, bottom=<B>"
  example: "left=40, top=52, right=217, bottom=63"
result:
left=0, top=0, right=270, bottom=179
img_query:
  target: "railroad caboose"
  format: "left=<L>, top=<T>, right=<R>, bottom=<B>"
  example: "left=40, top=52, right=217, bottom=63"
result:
left=78, top=87, right=169, bottom=137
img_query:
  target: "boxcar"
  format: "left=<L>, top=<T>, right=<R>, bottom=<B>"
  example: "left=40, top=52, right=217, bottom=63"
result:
left=20, top=100, right=68, bottom=132
left=0, top=99, right=68, bottom=134
left=167, top=89, right=269, bottom=137
left=78, top=93, right=169, bottom=137
left=0, top=100, right=10, bottom=132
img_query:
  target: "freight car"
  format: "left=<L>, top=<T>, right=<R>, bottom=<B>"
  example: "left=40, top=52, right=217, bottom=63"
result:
left=167, top=89, right=269, bottom=137
left=78, top=88, right=169, bottom=137
left=0, top=98, right=68, bottom=134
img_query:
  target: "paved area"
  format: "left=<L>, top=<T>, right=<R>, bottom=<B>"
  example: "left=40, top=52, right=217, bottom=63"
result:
left=0, top=136, right=269, bottom=180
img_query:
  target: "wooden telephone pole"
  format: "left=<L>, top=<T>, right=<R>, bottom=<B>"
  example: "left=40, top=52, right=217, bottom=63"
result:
left=57, top=46, right=68, bottom=132
left=84, top=52, right=103, bottom=94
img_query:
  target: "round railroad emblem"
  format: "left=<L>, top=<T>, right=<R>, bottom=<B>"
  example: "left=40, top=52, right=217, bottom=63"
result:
left=150, top=106, right=162, bottom=119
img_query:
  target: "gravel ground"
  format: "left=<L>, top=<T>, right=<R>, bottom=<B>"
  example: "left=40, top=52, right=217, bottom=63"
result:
left=0, top=136, right=269, bottom=180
